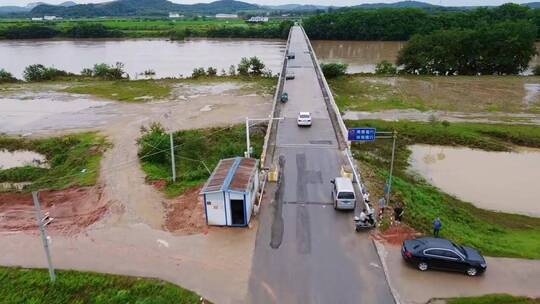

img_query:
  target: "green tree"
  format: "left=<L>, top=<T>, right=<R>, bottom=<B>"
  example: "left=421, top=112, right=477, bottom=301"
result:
left=0, top=69, right=17, bottom=83
left=375, top=60, right=398, bottom=75
left=191, top=67, right=207, bottom=78
left=23, top=64, right=68, bottom=82
left=320, top=63, right=348, bottom=78
left=206, top=67, right=217, bottom=77
left=90, top=62, right=126, bottom=80
left=237, top=57, right=250, bottom=76
left=249, top=57, right=265, bottom=75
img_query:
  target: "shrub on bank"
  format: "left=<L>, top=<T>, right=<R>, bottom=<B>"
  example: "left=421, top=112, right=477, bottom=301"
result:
left=375, top=60, right=398, bottom=75
left=321, top=63, right=348, bottom=78
left=81, top=62, right=127, bottom=80
left=0, top=69, right=17, bottom=83
left=23, top=64, right=70, bottom=82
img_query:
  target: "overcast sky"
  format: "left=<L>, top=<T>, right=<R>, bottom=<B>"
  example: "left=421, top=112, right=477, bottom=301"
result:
left=1, top=0, right=533, bottom=7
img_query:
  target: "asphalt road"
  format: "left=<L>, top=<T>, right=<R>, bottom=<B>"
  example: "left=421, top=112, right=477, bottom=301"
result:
left=248, top=26, right=395, bottom=304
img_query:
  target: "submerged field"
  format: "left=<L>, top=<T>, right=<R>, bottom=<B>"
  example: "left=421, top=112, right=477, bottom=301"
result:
left=0, top=267, right=202, bottom=304
left=0, top=133, right=108, bottom=191
left=347, top=120, right=540, bottom=259
left=330, top=75, right=540, bottom=113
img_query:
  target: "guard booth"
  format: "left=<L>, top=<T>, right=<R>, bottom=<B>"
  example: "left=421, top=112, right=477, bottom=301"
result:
left=201, top=157, right=259, bottom=227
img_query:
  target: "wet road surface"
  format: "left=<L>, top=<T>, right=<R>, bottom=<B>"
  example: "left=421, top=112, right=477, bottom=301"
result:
left=248, top=26, right=394, bottom=304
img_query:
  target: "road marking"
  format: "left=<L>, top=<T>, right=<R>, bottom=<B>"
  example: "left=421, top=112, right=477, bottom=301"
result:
left=283, top=201, right=333, bottom=206
left=278, top=143, right=338, bottom=149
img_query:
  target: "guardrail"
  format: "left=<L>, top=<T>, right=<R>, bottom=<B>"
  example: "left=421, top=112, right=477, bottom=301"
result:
left=299, top=26, right=365, bottom=191
left=260, top=27, right=292, bottom=170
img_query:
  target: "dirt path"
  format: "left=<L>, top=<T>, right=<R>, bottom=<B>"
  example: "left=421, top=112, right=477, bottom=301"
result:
left=0, top=82, right=273, bottom=303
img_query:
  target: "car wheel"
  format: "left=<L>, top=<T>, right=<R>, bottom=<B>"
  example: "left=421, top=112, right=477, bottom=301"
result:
left=466, top=267, right=478, bottom=276
left=417, top=262, right=429, bottom=271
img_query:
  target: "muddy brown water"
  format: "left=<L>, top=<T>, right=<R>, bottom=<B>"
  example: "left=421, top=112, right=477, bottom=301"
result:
left=0, top=150, right=48, bottom=170
left=312, top=40, right=540, bottom=74
left=409, top=144, right=540, bottom=217
left=0, top=38, right=286, bottom=79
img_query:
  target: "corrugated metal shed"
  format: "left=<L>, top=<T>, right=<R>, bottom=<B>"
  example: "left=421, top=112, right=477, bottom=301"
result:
left=202, top=157, right=258, bottom=193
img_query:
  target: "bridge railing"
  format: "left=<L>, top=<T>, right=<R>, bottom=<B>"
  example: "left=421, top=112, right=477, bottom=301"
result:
left=260, top=26, right=292, bottom=170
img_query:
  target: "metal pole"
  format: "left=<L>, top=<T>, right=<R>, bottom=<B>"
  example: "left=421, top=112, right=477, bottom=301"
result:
left=245, top=117, right=251, bottom=158
left=386, top=130, right=397, bottom=203
left=170, top=132, right=176, bottom=182
left=32, top=191, right=56, bottom=283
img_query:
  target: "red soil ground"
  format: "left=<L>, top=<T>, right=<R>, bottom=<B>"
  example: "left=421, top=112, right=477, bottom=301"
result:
left=373, top=225, right=423, bottom=246
left=164, top=186, right=207, bottom=235
left=0, top=186, right=107, bottom=234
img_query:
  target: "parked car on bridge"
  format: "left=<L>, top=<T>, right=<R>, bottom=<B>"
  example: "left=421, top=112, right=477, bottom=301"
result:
left=287, top=52, right=295, bottom=59
left=285, top=72, right=295, bottom=80
left=280, top=92, right=288, bottom=103
left=297, top=112, right=312, bottom=127
left=331, top=177, right=356, bottom=210
left=401, top=237, right=487, bottom=276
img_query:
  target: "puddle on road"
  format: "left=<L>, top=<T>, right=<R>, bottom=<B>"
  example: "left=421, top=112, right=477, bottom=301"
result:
left=409, top=144, right=540, bottom=217
left=0, top=150, right=48, bottom=170
left=176, top=82, right=244, bottom=96
left=523, top=83, right=540, bottom=106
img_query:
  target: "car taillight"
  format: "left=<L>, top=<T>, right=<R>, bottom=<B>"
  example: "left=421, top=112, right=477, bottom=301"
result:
left=405, top=251, right=412, bottom=258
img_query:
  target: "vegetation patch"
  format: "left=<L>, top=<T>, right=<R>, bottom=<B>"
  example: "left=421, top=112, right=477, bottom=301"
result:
left=329, top=75, right=540, bottom=113
left=0, top=132, right=109, bottom=191
left=0, top=267, right=202, bottom=304
left=64, top=80, right=172, bottom=102
left=346, top=120, right=540, bottom=259
left=445, top=294, right=540, bottom=304
left=138, top=123, right=264, bottom=198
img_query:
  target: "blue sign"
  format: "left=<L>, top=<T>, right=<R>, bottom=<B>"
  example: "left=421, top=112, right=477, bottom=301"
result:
left=348, top=128, right=376, bottom=142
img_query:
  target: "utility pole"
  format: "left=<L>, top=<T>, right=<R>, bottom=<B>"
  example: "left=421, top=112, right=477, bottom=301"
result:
left=32, top=191, right=56, bottom=283
left=245, top=117, right=251, bottom=158
left=386, top=130, right=397, bottom=204
left=170, top=132, right=176, bottom=182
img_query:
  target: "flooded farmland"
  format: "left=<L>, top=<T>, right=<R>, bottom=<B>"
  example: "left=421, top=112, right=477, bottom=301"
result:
left=409, top=144, right=540, bottom=217
left=0, top=38, right=286, bottom=79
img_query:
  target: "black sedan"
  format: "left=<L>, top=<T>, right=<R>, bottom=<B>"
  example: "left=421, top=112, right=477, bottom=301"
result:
left=401, top=237, right=487, bottom=276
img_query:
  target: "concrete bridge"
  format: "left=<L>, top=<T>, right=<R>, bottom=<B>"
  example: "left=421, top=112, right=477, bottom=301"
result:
left=250, top=25, right=395, bottom=304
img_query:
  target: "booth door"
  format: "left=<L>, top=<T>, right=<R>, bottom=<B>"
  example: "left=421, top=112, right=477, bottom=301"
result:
left=230, top=199, right=245, bottom=226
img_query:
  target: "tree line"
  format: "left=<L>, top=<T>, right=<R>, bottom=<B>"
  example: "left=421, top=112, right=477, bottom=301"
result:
left=0, top=20, right=293, bottom=40
left=303, top=3, right=540, bottom=40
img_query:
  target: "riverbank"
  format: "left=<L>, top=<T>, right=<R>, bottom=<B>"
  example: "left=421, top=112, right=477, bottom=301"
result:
left=347, top=120, right=540, bottom=259
left=0, top=19, right=291, bottom=40
left=0, top=267, right=203, bottom=303
left=330, top=75, right=540, bottom=113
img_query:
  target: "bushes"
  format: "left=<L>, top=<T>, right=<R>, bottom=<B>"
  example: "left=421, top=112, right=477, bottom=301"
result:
left=397, top=21, right=537, bottom=75
left=533, top=64, right=540, bottom=76
left=64, top=23, right=123, bottom=38
left=320, top=63, right=348, bottom=78
left=190, top=57, right=269, bottom=78
left=23, top=64, right=69, bottom=82
left=3, top=24, right=58, bottom=39
left=0, top=69, right=17, bottom=83
left=82, top=62, right=127, bottom=80
left=375, top=60, right=398, bottom=75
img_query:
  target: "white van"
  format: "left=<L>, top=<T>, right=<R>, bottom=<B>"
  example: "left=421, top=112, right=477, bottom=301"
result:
left=331, top=177, right=356, bottom=210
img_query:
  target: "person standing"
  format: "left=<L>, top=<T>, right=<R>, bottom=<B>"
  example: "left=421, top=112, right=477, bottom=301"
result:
left=433, top=218, right=442, bottom=237
left=394, top=204, right=404, bottom=223
left=378, top=197, right=386, bottom=217
left=362, top=191, right=370, bottom=203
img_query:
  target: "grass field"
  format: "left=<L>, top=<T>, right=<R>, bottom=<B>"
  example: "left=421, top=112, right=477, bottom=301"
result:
left=0, top=133, right=109, bottom=191
left=446, top=294, right=540, bottom=304
left=64, top=79, right=173, bottom=102
left=346, top=120, right=540, bottom=259
left=330, top=75, right=540, bottom=113
left=138, top=123, right=264, bottom=197
left=0, top=267, right=202, bottom=304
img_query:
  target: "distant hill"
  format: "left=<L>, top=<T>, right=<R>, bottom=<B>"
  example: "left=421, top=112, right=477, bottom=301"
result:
left=264, top=4, right=329, bottom=11
left=524, top=2, right=540, bottom=8
left=59, top=1, right=78, bottom=7
left=29, top=0, right=260, bottom=17
left=352, top=1, right=439, bottom=9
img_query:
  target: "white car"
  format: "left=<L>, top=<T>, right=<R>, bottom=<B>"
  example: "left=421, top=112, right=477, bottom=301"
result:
left=297, top=112, right=312, bottom=127
left=285, top=72, right=295, bottom=80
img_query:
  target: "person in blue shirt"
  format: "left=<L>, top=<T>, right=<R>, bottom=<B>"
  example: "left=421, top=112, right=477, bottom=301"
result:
left=433, top=218, right=442, bottom=237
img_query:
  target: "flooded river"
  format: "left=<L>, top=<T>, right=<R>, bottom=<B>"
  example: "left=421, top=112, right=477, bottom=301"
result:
left=0, top=38, right=286, bottom=79
left=2, top=39, right=540, bottom=77
left=409, top=144, right=540, bottom=217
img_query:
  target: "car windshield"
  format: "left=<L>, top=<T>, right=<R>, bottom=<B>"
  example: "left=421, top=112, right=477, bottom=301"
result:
left=338, top=192, right=355, bottom=199
left=300, top=114, right=310, bottom=118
